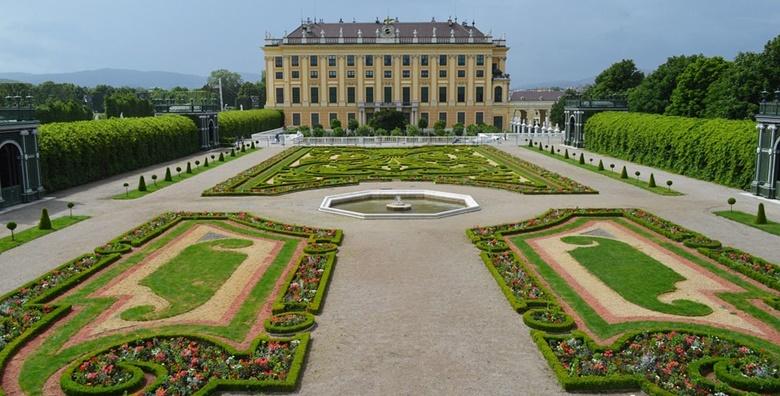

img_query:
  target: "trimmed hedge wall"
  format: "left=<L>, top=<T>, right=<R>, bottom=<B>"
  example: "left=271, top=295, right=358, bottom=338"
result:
left=218, top=109, right=283, bottom=142
left=38, top=115, right=199, bottom=192
left=584, top=112, right=756, bottom=189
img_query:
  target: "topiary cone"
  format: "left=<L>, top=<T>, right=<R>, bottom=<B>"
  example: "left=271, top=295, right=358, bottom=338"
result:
left=620, top=166, right=628, bottom=179
left=648, top=173, right=656, bottom=188
left=597, top=159, right=604, bottom=171
left=564, top=149, right=569, bottom=159
left=219, top=152, right=225, bottom=162
left=39, top=208, right=52, bottom=230
left=756, top=203, right=767, bottom=225
left=550, top=145, right=555, bottom=155
left=231, top=148, right=236, bottom=157
left=579, top=153, right=585, bottom=164
left=138, top=175, right=147, bottom=192
left=204, top=157, right=209, bottom=167
left=164, top=167, right=173, bottom=182
left=186, top=162, right=192, bottom=174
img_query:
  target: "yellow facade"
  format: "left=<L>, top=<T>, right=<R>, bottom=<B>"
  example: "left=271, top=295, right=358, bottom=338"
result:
left=263, top=20, right=511, bottom=130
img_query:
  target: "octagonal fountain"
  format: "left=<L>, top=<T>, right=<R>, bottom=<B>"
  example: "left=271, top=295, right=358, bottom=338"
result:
left=319, top=189, right=480, bottom=219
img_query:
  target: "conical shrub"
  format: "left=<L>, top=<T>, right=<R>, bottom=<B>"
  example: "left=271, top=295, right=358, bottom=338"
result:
left=620, top=166, right=628, bottom=179
left=138, top=175, right=147, bottom=192
left=648, top=173, right=656, bottom=188
left=164, top=167, right=172, bottom=182
left=186, top=162, right=192, bottom=174
left=564, top=149, right=569, bottom=159
left=756, top=203, right=767, bottom=225
left=219, top=152, right=225, bottom=162
left=204, top=157, right=210, bottom=167
left=597, top=159, right=604, bottom=171
left=231, top=148, right=236, bottom=157
left=579, top=153, right=585, bottom=164
left=38, top=208, right=52, bottom=230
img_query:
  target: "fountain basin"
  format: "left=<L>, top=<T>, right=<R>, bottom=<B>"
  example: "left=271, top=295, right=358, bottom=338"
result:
left=319, top=189, right=480, bottom=219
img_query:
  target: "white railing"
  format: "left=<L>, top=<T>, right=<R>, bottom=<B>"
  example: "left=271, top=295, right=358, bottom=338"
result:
left=246, top=133, right=562, bottom=147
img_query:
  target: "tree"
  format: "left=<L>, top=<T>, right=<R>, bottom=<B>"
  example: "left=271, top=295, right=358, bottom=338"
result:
left=330, top=118, right=342, bottom=129
left=368, top=109, right=406, bottom=131
left=584, top=59, right=644, bottom=99
left=6, top=222, right=17, bottom=241
left=648, top=173, right=656, bottom=187
left=67, top=202, right=75, bottom=217
left=550, top=88, right=579, bottom=127
left=727, top=197, right=736, bottom=211
left=703, top=52, right=764, bottom=119
left=598, top=159, right=604, bottom=170
left=620, top=166, right=628, bottom=179
left=433, top=120, right=446, bottom=136
left=39, top=208, right=52, bottom=230
left=666, top=180, right=673, bottom=190
left=406, top=124, right=420, bottom=136
left=452, top=123, right=464, bottom=136
left=348, top=118, right=359, bottom=132
left=628, top=55, right=702, bottom=114
left=579, top=153, right=585, bottom=164
left=35, top=100, right=92, bottom=124
left=756, top=203, right=767, bottom=225
left=665, top=56, right=730, bottom=118
left=104, top=92, right=153, bottom=118
left=164, top=167, right=173, bottom=182
left=417, top=117, right=429, bottom=130
left=186, top=162, right=192, bottom=174
left=138, top=175, right=147, bottom=192
left=207, top=69, right=243, bottom=109
left=236, top=81, right=261, bottom=110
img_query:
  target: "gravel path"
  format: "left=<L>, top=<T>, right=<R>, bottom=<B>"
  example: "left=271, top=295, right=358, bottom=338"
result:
left=2, top=142, right=779, bottom=395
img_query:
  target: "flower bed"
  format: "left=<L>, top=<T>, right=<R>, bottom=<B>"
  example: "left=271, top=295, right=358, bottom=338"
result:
left=480, top=252, right=551, bottom=312
left=475, top=238, right=509, bottom=252
left=273, top=254, right=336, bottom=314
left=303, top=242, right=338, bottom=254
left=700, top=247, right=779, bottom=291
left=537, top=330, right=780, bottom=395
left=522, top=306, right=576, bottom=332
left=230, top=212, right=342, bottom=244
left=264, top=312, right=316, bottom=334
left=61, top=334, right=309, bottom=395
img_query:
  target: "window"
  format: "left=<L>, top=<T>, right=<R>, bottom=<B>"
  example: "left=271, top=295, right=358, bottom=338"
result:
left=292, top=70, right=300, bottom=79
left=310, top=70, right=319, bottom=79
left=439, top=54, right=447, bottom=66
left=457, top=70, right=465, bottom=78
left=439, top=112, right=447, bottom=122
left=348, top=112, right=356, bottom=121
left=420, top=86, right=429, bottom=103
left=310, top=56, right=318, bottom=67
left=475, top=112, right=484, bottom=124
left=421, top=55, right=429, bottom=66
left=310, top=87, right=319, bottom=104
left=457, top=112, right=465, bottom=124
left=421, top=112, right=429, bottom=124
left=347, top=70, right=356, bottom=78
left=402, top=70, right=410, bottom=78
left=275, top=56, right=283, bottom=67
left=329, top=113, right=338, bottom=122
left=384, top=55, right=392, bottom=66
left=494, top=86, right=503, bottom=103
left=457, top=54, right=466, bottom=66
left=347, top=86, right=356, bottom=103
left=365, top=55, right=374, bottom=66
left=365, top=70, right=374, bottom=78
left=493, top=116, right=503, bottom=130
left=329, top=87, right=338, bottom=104
left=365, top=87, right=374, bottom=103
left=384, top=70, right=392, bottom=79
left=438, top=86, right=447, bottom=103
left=420, top=70, right=429, bottom=78
left=402, top=86, right=410, bottom=104
left=291, top=56, right=299, bottom=66
left=329, top=70, right=337, bottom=79
left=292, top=87, right=301, bottom=104
left=311, top=113, right=320, bottom=127
left=475, top=86, right=484, bottom=103
left=457, top=86, right=465, bottom=103
left=275, top=87, right=284, bottom=104
left=328, top=55, right=336, bottom=66
left=402, top=54, right=410, bottom=66
left=439, top=69, right=447, bottom=78
left=476, top=69, right=484, bottom=78
left=347, top=55, right=355, bottom=66
left=383, top=86, right=392, bottom=103
left=275, top=71, right=283, bottom=79
left=476, top=54, right=484, bottom=66
left=292, top=113, right=301, bottom=125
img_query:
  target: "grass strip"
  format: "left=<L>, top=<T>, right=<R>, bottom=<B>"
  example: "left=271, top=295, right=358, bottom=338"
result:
left=715, top=210, right=780, bottom=236
left=0, top=215, right=89, bottom=253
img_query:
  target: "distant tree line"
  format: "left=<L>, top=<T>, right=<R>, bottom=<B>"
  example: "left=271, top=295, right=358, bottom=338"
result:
left=550, top=34, right=780, bottom=126
left=0, top=69, right=266, bottom=124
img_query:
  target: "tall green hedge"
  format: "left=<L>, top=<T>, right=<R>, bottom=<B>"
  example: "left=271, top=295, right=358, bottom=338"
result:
left=218, top=109, right=283, bottom=142
left=584, top=112, right=756, bottom=188
left=39, top=115, right=199, bottom=191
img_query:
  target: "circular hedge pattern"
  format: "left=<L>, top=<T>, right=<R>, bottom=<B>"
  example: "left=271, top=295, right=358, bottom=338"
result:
left=263, top=312, right=315, bottom=334
left=303, top=242, right=338, bottom=254
left=522, top=307, right=576, bottom=332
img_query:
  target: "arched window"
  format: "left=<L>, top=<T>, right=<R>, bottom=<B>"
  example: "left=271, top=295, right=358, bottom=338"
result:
left=494, top=86, right=503, bottom=103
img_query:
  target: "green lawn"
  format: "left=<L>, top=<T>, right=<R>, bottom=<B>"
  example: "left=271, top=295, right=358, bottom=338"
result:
left=560, top=235, right=712, bottom=316
left=715, top=210, right=780, bottom=236
left=113, top=147, right=259, bottom=200
left=524, top=145, right=682, bottom=196
left=0, top=215, right=89, bottom=253
left=121, top=238, right=253, bottom=321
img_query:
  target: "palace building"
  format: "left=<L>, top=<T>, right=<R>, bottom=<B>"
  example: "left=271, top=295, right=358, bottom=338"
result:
left=263, top=17, right=511, bottom=130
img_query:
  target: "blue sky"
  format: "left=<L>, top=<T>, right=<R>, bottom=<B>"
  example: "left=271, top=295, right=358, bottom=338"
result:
left=1, top=0, right=778, bottom=86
